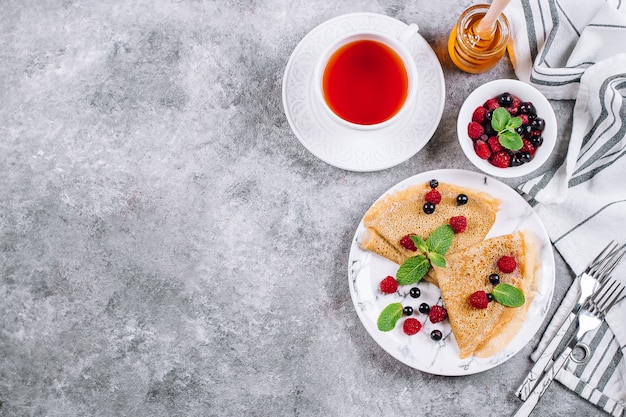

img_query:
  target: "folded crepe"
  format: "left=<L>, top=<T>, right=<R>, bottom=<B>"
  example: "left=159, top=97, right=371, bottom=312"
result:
left=360, top=181, right=501, bottom=283
left=431, top=230, right=540, bottom=359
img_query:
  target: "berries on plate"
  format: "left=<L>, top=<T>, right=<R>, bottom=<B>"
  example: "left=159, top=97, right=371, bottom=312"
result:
left=425, top=188, right=442, bottom=205
left=449, top=216, right=467, bottom=233
left=468, top=92, right=546, bottom=168
left=497, top=255, right=517, bottom=273
left=430, top=329, right=443, bottom=341
left=379, top=276, right=398, bottom=294
left=399, top=234, right=417, bottom=251
left=456, top=194, right=468, bottom=205
left=428, top=305, right=448, bottom=323
left=403, top=318, right=422, bottom=335
left=469, top=290, right=489, bottom=309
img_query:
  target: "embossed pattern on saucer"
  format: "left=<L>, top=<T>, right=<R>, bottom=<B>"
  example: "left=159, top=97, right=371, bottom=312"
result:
left=282, top=13, right=445, bottom=172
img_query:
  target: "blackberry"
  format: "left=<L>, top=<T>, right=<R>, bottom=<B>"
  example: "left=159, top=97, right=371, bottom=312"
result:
left=498, top=92, right=513, bottom=106
left=484, top=123, right=497, bottom=136
left=520, top=102, right=536, bottom=115
left=423, top=202, right=435, bottom=214
left=531, top=117, right=545, bottom=131
left=430, top=330, right=443, bottom=341
left=530, top=136, right=544, bottom=147
left=516, top=124, right=532, bottom=136
left=489, top=273, right=501, bottom=285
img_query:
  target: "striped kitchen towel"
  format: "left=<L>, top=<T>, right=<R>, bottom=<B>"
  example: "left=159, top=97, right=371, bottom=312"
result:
left=506, top=0, right=626, bottom=416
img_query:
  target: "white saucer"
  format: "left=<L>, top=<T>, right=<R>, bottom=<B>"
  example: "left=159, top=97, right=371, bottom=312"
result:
left=282, top=13, right=445, bottom=172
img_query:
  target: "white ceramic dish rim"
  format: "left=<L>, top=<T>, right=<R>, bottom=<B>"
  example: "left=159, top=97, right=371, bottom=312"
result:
left=348, top=169, right=556, bottom=375
left=457, top=79, right=557, bottom=178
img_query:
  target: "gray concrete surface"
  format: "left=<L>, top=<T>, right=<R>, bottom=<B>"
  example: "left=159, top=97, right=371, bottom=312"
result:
left=0, top=1, right=601, bottom=416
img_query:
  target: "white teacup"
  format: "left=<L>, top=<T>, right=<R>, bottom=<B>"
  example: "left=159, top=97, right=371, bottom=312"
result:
left=313, top=24, right=419, bottom=131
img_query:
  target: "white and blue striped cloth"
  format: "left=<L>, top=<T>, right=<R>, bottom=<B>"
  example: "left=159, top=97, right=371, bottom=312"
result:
left=506, top=0, right=626, bottom=415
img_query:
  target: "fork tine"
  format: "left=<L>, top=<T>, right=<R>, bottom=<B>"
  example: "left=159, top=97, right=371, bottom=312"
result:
left=602, top=247, right=626, bottom=278
left=600, top=283, right=625, bottom=313
left=586, top=241, right=618, bottom=273
left=590, top=243, right=626, bottom=283
left=589, top=278, right=626, bottom=318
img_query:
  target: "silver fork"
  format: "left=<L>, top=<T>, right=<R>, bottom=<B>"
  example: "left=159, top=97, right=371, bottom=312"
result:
left=515, top=242, right=626, bottom=400
left=511, top=277, right=626, bottom=417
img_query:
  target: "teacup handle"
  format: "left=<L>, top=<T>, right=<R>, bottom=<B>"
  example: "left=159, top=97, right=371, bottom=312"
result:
left=398, top=23, right=419, bottom=44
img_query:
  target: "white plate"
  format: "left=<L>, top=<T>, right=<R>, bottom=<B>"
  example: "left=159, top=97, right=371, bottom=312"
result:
left=282, top=13, right=445, bottom=172
left=348, top=169, right=555, bottom=375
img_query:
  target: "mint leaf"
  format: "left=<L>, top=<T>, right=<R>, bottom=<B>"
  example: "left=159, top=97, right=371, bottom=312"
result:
left=409, top=235, right=429, bottom=253
left=498, top=130, right=523, bottom=151
left=492, top=283, right=525, bottom=307
left=428, top=251, right=446, bottom=268
left=491, top=107, right=510, bottom=132
left=506, top=116, right=523, bottom=130
left=397, top=255, right=430, bottom=285
left=377, top=302, right=403, bottom=331
left=426, top=225, right=454, bottom=255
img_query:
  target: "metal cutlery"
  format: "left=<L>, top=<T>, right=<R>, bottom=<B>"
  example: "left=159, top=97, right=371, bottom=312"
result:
left=515, top=242, right=626, bottom=401
left=511, top=276, right=626, bottom=417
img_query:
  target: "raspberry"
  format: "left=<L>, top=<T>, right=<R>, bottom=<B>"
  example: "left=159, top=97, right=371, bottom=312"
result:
left=487, top=136, right=503, bottom=153
left=507, top=106, right=519, bottom=116
left=403, top=318, right=422, bottom=335
left=399, top=234, right=417, bottom=251
left=379, top=276, right=398, bottom=294
left=473, top=139, right=491, bottom=159
left=484, top=98, right=500, bottom=110
left=490, top=151, right=511, bottom=168
left=472, top=106, right=487, bottom=124
left=519, top=114, right=530, bottom=125
left=429, top=305, right=448, bottom=323
left=425, top=188, right=442, bottom=205
left=449, top=216, right=467, bottom=233
left=468, top=122, right=485, bottom=140
left=469, top=290, right=489, bottom=309
left=511, top=96, right=521, bottom=108
left=521, top=139, right=536, bottom=156
left=497, top=256, right=517, bottom=273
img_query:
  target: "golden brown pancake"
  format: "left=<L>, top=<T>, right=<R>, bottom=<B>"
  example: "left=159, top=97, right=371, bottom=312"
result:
left=359, top=181, right=501, bottom=283
left=431, top=230, right=540, bottom=359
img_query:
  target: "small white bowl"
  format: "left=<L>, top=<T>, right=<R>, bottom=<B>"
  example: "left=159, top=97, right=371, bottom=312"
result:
left=457, top=79, right=557, bottom=178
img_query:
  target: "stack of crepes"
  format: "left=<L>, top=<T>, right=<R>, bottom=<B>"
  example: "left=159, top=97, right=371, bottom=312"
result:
left=360, top=181, right=540, bottom=358
left=505, top=0, right=626, bottom=415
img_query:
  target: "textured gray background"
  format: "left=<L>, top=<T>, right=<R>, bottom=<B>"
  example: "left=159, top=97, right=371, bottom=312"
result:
left=0, top=1, right=603, bottom=416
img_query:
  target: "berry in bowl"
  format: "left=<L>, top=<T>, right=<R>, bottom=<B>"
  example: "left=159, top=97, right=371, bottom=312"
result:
left=457, top=79, right=557, bottom=178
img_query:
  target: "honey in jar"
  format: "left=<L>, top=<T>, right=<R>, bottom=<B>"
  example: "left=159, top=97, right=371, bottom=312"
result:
left=448, top=4, right=510, bottom=74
